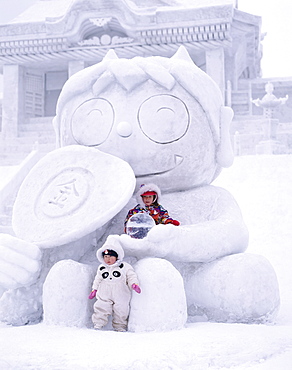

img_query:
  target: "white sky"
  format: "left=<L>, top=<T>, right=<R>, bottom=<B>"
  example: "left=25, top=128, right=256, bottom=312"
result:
left=0, top=0, right=291, bottom=78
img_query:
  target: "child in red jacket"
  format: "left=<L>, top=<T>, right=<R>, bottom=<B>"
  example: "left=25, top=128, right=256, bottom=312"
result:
left=124, top=183, right=180, bottom=231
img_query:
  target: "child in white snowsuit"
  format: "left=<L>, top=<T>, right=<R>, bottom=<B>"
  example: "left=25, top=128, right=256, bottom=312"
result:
left=89, top=235, right=141, bottom=332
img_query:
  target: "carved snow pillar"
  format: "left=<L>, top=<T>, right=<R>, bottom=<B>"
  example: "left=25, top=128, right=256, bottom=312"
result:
left=68, top=60, right=86, bottom=78
left=2, top=64, right=25, bottom=138
left=206, top=48, right=225, bottom=103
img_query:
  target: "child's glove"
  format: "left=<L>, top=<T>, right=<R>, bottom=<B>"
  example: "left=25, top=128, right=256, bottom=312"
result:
left=88, top=290, right=97, bottom=299
left=132, top=284, right=141, bottom=294
left=165, top=219, right=180, bottom=226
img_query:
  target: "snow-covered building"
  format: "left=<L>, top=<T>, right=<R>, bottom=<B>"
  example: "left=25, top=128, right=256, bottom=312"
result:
left=0, top=0, right=291, bottom=158
left=0, top=0, right=263, bottom=137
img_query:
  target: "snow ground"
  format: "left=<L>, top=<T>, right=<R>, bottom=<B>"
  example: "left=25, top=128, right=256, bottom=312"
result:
left=0, top=154, right=292, bottom=370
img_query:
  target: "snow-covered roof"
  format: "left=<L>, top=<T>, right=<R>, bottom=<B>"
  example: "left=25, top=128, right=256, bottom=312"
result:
left=9, top=0, right=74, bottom=24
left=9, top=0, right=236, bottom=24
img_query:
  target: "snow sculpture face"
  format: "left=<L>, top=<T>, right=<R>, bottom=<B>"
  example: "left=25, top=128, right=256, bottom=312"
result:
left=54, top=47, right=234, bottom=192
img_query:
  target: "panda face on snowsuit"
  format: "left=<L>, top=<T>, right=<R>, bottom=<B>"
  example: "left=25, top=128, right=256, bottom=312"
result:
left=99, top=262, right=125, bottom=280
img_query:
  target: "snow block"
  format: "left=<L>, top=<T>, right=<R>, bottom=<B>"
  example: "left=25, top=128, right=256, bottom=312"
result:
left=128, top=258, right=187, bottom=332
left=12, top=145, right=135, bottom=248
left=43, top=260, right=95, bottom=328
left=187, top=253, right=280, bottom=323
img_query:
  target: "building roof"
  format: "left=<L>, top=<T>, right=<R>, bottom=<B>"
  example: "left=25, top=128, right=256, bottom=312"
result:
left=0, top=0, right=261, bottom=79
left=8, top=0, right=236, bottom=24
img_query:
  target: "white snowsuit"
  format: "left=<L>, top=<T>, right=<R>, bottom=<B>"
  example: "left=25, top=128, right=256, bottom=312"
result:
left=92, top=236, right=139, bottom=331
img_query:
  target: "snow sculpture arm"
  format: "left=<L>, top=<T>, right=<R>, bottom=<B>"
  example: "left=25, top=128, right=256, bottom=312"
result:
left=0, top=234, right=42, bottom=290
left=119, top=186, right=249, bottom=263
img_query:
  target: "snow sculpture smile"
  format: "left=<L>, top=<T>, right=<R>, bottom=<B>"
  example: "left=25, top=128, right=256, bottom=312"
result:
left=135, top=153, right=184, bottom=177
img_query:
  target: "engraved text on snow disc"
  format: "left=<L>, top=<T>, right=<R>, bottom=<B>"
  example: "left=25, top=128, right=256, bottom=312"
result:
left=35, top=168, right=94, bottom=219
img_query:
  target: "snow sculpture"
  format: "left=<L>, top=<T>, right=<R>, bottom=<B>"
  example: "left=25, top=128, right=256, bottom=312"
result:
left=0, top=46, right=280, bottom=327
left=43, top=259, right=95, bottom=328
left=128, top=258, right=187, bottom=332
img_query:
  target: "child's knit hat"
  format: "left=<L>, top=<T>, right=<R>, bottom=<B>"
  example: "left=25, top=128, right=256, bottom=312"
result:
left=136, top=183, right=161, bottom=204
left=96, top=235, right=124, bottom=264
left=102, top=249, right=118, bottom=258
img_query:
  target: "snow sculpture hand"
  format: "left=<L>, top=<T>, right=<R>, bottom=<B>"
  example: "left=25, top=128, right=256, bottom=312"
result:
left=88, top=290, right=97, bottom=299
left=132, top=284, right=141, bottom=294
left=0, top=234, right=42, bottom=290
left=119, top=224, right=178, bottom=260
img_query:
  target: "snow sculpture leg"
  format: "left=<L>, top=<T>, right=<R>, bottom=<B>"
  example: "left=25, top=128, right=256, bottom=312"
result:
left=186, top=253, right=280, bottom=323
left=43, top=259, right=96, bottom=328
left=128, top=258, right=187, bottom=332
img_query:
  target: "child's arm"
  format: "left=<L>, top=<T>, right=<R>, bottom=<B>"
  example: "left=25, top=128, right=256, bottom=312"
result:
left=124, top=206, right=144, bottom=232
left=124, top=208, right=137, bottom=232
left=157, top=205, right=180, bottom=226
left=125, top=264, right=141, bottom=293
left=88, top=267, right=104, bottom=298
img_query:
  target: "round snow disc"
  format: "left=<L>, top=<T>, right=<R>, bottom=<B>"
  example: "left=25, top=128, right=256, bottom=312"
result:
left=12, top=145, right=135, bottom=248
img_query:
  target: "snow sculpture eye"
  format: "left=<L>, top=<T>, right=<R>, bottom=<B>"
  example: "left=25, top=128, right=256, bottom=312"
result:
left=138, top=94, right=189, bottom=144
left=71, top=98, right=114, bottom=146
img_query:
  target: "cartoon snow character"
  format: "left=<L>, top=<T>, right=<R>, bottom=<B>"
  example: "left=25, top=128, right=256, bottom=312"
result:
left=0, top=46, right=280, bottom=326
left=89, top=235, right=141, bottom=332
left=124, top=183, right=180, bottom=231
left=53, top=45, right=279, bottom=323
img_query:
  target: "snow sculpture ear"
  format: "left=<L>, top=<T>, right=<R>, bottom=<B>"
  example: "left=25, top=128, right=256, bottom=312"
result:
left=171, top=45, right=194, bottom=63
left=103, top=49, right=119, bottom=61
left=217, top=106, right=234, bottom=167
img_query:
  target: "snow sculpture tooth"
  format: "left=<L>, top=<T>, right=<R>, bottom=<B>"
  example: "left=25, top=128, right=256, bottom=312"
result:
left=171, top=45, right=194, bottom=64
left=174, top=154, right=183, bottom=166
left=103, top=49, right=119, bottom=60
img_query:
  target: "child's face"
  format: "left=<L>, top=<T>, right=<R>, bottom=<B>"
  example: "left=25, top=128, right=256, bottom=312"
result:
left=142, top=194, right=155, bottom=206
left=103, top=255, right=117, bottom=265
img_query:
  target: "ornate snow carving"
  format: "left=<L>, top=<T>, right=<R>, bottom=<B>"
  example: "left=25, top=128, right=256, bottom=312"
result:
left=78, top=35, right=134, bottom=47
